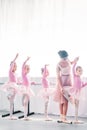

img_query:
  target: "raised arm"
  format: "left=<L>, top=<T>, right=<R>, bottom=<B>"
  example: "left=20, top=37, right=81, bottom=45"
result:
left=24, top=57, right=30, bottom=65
left=71, top=57, right=79, bottom=65
left=9, top=53, right=19, bottom=82
left=72, top=57, right=79, bottom=75
left=12, top=53, right=19, bottom=63
left=43, top=64, right=49, bottom=77
left=22, top=57, right=30, bottom=74
left=10, top=53, right=19, bottom=72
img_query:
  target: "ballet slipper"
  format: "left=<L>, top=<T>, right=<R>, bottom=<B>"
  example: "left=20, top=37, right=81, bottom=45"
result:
left=9, top=116, right=18, bottom=120
left=57, top=119, right=63, bottom=123
left=23, top=117, right=32, bottom=121
left=57, top=114, right=63, bottom=123
left=73, top=120, right=84, bottom=124
left=62, top=115, right=72, bottom=124
left=45, top=116, right=53, bottom=121
left=62, top=119, right=72, bottom=124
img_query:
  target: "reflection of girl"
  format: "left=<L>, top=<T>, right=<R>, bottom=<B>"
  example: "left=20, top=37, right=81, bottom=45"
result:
left=54, top=50, right=77, bottom=123
left=21, top=57, right=35, bottom=120
left=1, top=53, right=19, bottom=119
left=38, top=64, right=54, bottom=121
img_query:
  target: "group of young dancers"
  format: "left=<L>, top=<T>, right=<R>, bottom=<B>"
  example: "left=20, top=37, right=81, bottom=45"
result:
left=0, top=51, right=87, bottom=124
left=1, top=54, right=35, bottom=120
left=0, top=53, right=54, bottom=121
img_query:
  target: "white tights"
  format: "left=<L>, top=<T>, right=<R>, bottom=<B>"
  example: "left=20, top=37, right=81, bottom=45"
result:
left=44, top=97, right=49, bottom=117
left=7, top=94, right=15, bottom=117
left=75, top=99, right=79, bottom=121
left=22, top=94, right=29, bottom=118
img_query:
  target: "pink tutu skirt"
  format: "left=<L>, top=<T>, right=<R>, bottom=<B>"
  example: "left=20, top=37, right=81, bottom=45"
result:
left=0, top=81, right=19, bottom=94
left=38, top=87, right=55, bottom=99
left=70, top=87, right=81, bottom=100
left=19, top=85, right=35, bottom=97
left=61, top=86, right=82, bottom=103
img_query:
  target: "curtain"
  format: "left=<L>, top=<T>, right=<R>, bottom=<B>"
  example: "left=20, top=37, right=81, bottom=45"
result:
left=0, top=0, right=87, bottom=76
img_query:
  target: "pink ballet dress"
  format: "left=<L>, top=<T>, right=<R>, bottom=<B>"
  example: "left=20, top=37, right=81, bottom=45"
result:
left=70, top=63, right=87, bottom=100
left=54, top=59, right=72, bottom=104
left=38, top=65, right=54, bottom=99
left=1, top=62, right=19, bottom=97
left=19, top=61, right=35, bottom=98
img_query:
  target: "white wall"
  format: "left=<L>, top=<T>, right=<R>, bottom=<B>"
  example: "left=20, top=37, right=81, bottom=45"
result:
left=0, top=0, right=87, bottom=77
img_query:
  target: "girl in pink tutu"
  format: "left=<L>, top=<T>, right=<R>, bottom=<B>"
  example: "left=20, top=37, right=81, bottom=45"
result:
left=1, top=53, right=19, bottom=119
left=71, top=57, right=87, bottom=123
left=20, top=57, right=35, bottom=120
left=38, top=64, right=54, bottom=121
left=54, top=50, right=77, bottom=123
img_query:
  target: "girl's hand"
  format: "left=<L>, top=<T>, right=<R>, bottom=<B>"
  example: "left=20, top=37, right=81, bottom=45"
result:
left=27, top=57, right=31, bottom=61
left=74, top=57, right=79, bottom=63
left=45, top=64, right=49, bottom=66
left=16, top=53, right=19, bottom=58
left=61, top=88, right=64, bottom=94
left=71, top=57, right=79, bottom=64
left=12, top=53, right=19, bottom=62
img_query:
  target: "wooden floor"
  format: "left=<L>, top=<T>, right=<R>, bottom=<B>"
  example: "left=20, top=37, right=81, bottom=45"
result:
left=0, top=110, right=87, bottom=130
